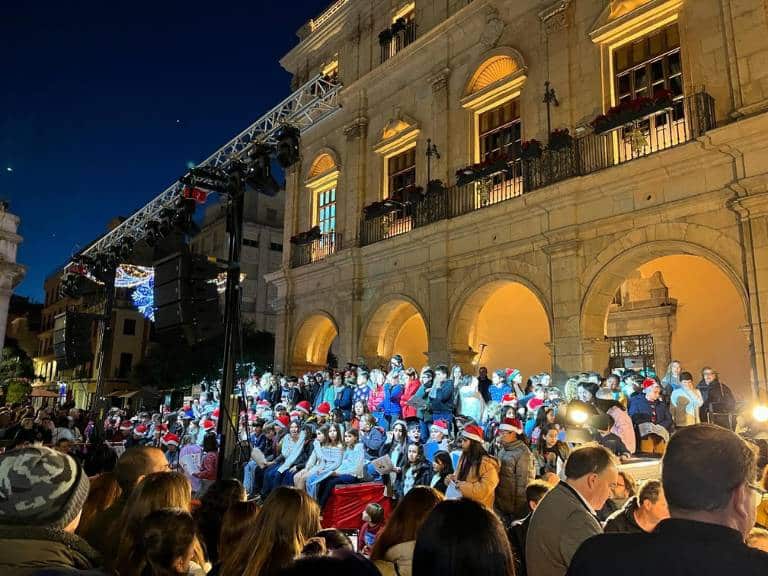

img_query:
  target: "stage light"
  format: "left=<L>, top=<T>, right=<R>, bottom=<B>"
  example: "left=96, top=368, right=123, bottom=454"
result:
left=753, top=405, right=768, bottom=423
left=275, top=125, right=300, bottom=168
left=568, top=407, right=589, bottom=425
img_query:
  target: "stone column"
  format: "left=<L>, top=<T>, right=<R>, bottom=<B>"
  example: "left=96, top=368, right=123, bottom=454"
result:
left=544, top=239, right=586, bottom=381
left=426, top=247, right=450, bottom=366
left=428, top=68, right=451, bottom=185
left=0, top=208, right=25, bottom=349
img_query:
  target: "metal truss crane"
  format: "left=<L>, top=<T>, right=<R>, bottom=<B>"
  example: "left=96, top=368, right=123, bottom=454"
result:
left=66, top=73, right=341, bottom=267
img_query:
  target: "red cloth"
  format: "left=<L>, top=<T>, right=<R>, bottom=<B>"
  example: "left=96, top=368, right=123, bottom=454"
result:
left=400, top=378, right=421, bottom=419
left=321, top=482, right=391, bottom=530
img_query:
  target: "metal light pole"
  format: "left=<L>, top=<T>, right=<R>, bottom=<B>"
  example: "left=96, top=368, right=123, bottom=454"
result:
left=543, top=81, right=560, bottom=137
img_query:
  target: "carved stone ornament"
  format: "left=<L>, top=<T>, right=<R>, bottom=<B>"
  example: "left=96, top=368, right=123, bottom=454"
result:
left=428, top=67, right=450, bottom=93
left=480, top=6, right=505, bottom=49
left=539, top=0, right=572, bottom=34
left=344, top=116, right=369, bottom=141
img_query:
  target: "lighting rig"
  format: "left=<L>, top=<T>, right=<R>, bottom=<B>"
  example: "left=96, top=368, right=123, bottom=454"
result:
left=62, top=74, right=341, bottom=474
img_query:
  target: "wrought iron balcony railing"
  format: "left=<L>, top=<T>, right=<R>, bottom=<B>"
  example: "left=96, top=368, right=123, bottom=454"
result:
left=380, top=20, right=417, bottom=63
left=290, top=232, right=343, bottom=268
left=360, top=90, right=715, bottom=247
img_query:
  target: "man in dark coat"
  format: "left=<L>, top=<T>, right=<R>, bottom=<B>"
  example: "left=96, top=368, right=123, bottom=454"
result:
left=697, top=367, right=736, bottom=428
left=567, top=424, right=768, bottom=576
left=507, top=480, right=551, bottom=576
left=604, top=479, right=669, bottom=534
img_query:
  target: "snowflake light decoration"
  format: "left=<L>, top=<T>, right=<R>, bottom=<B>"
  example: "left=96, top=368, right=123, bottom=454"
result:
left=131, top=276, right=155, bottom=322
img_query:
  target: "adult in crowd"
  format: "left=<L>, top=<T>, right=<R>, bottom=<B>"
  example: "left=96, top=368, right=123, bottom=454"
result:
left=660, top=359, right=683, bottom=398
left=494, top=417, right=536, bottom=522
left=568, top=424, right=768, bottom=575
left=136, top=508, right=205, bottom=576
left=508, top=480, right=552, bottom=576
left=220, top=486, right=321, bottom=576
left=604, top=479, right=669, bottom=533
left=0, top=446, right=98, bottom=574
left=413, top=498, right=516, bottom=576
left=526, top=445, right=618, bottom=576
left=83, top=446, right=169, bottom=557
left=450, top=423, right=500, bottom=509
left=194, top=479, right=246, bottom=565
left=371, top=486, right=444, bottom=576
left=112, top=471, right=206, bottom=574
left=597, top=469, right=637, bottom=521
left=76, top=471, right=122, bottom=539
left=629, top=378, right=673, bottom=455
left=698, top=367, right=737, bottom=428
left=210, top=500, right=260, bottom=575
left=757, top=464, right=768, bottom=529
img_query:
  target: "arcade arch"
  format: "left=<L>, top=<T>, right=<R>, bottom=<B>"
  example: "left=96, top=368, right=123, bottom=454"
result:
left=360, top=297, right=428, bottom=370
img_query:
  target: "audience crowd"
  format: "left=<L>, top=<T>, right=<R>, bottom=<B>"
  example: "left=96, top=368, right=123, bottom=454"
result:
left=1, top=355, right=767, bottom=576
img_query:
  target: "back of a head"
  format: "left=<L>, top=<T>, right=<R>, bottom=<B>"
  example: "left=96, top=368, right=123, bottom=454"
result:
left=280, top=552, right=381, bottom=576
left=222, top=486, right=321, bottom=576
left=115, top=447, right=166, bottom=492
left=663, top=424, right=756, bottom=513
left=370, top=486, right=443, bottom=561
left=564, top=444, right=615, bottom=480
left=197, top=478, right=246, bottom=563
left=413, top=499, right=515, bottom=576
left=0, top=446, right=89, bottom=530
left=140, top=508, right=197, bottom=576
left=315, top=528, right=353, bottom=552
left=638, top=479, right=663, bottom=505
left=526, top=480, right=551, bottom=505
left=219, top=500, right=261, bottom=561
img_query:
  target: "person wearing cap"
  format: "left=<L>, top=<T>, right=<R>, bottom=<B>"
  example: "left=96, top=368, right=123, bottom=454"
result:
left=629, top=378, right=673, bottom=455
left=494, top=417, right=535, bottom=522
left=0, top=446, right=98, bottom=573
left=447, top=424, right=500, bottom=509
left=424, top=419, right=450, bottom=463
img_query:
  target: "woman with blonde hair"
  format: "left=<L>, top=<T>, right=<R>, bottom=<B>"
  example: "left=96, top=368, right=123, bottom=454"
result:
left=111, top=471, right=206, bottom=574
left=212, top=500, right=261, bottom=574
left=371, top=486, right=444, bottom=576
left=219, top=486, right=321, bottom=576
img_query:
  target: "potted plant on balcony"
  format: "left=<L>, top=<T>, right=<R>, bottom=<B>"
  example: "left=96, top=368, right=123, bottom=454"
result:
left=548, top=128, right=573, bottom=151
left=455, top=151, right=513, bottom=186
left=378, top=28, right=393, bottom=45
left=591, top=89, right=675, bottom=134
left=520, top=139, right=543, bottom=159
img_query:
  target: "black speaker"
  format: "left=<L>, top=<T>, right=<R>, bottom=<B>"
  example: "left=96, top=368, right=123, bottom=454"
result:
left=153, top=252, right=222, bottom=344
left=53, top=311, right=95, bottom=368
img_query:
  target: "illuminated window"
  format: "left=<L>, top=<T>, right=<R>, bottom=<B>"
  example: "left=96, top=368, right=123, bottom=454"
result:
left=380, top=4, right=416, bottom=63
left=614, top=24, right=683, bottom=119
left=478, top=99, right=521, bottom=161
left=322, top=57, right=339, bottom=82
left=317, top=187, right=336, bottom=234
left=387, top=148, right=416, bottom=203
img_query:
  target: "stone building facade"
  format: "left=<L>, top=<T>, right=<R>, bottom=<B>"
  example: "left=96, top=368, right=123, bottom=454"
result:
left=268, top=0, right=768, bottom=396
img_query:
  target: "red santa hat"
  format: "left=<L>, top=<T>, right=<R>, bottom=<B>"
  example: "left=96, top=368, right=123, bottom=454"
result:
left=289, top=410, right=301, bottom=420
left=430, top=420, right=449, bottom=436
left=162, top=433, right=180, bottom=447
left=296, top=400, right=311, bottom=415
left=527, top=398, right=544, bottom=412
left=257, top=399, right=271, bottom=408
left=134, top=424, right=148, bottom=435
left=315, top=402, right=331, bottom=417
left=119, top=420, right=133, bottom=431
left=642, top=378, right=659, bottom=390
left=501, top=393, right=517, bottom=407
left=461, top=424, right=485, bottom=444
left=498, top=418, right=524, bottom=434
left=202, top=419, right=216, bottom=431
left=275, top=415, right=290, bottom=429
left=212, top=407, right=220, bottom=419
left=155, top=423, right=168, bottom=433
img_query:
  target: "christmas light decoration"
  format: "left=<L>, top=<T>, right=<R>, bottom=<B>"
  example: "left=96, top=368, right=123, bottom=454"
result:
left=115, top=264, right=154, bottom=288
left=132, top=276, right=155, bottom=322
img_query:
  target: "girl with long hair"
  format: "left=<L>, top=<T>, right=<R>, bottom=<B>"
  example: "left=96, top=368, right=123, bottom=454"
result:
left=219, top=486, right=321, bottom=576
left=370, top=486, right=444, bottom=576
left=112, top=472, right=206, bottom=575
left=536, top=425, right=570, bottom=476
left=76, top=471, right=122, bottom=539
left=294, top=425, right=328, bottom=490
left=413, top=499, right=515, bottom=576
left=316, top=428, right=365, bottom=507
left=367, top=369, right=387, bottom=428
left=213, top=500, right=260, bottom=573
left=193, top=479, right=246, bottom=565
left=429, top=451, right=454, bottom=494
left=395, top=443, right=432, bottom=500
left=305, top=423, right=344, bottom=500
left=350, top=400, right=370, bottom=430
left=450, top=424, right=500, bottom=509
left=137, top=508, right=203, bottom=576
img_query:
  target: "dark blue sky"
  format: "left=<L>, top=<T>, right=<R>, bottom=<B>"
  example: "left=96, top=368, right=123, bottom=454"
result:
left=2, top=1, right=325, bottom=301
